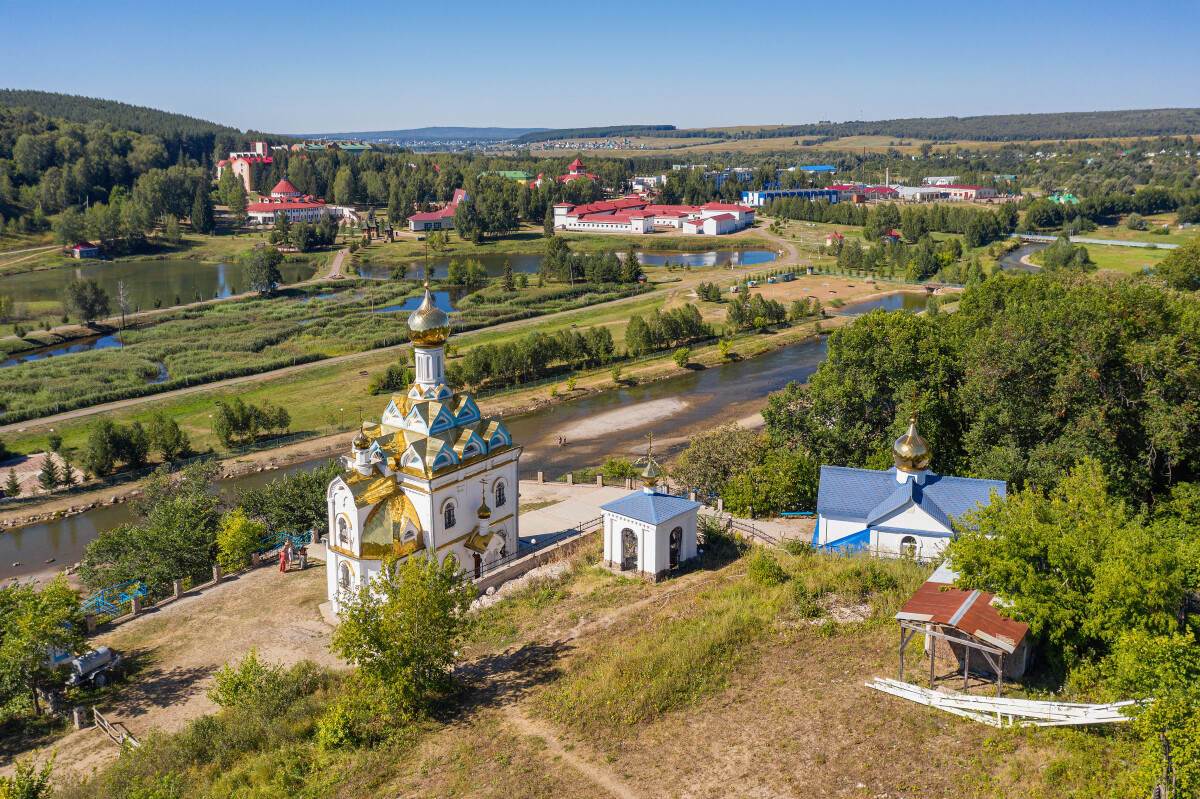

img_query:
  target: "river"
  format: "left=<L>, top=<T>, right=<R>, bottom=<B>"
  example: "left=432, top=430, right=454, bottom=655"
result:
left=998, top=243, right=1045, bottom=272
left=0, top=290, right=928, bottom=581
left=357, top=248, right=779, bottom=280
left=0, top=259, right=318, bottom=310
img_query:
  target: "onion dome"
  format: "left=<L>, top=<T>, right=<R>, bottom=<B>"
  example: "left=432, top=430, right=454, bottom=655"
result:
left=893, top=416, right=931, bottom=472
left=476, top=479, right=492, bottom=520
left=641, top=460, right=661, bottom=488
left=407, top=283, right=450, bottom=347
left=352, top=427, right=371, bottom=450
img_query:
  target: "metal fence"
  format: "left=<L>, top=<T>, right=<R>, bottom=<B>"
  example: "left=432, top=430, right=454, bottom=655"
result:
left=475, top=516, right=602, bottom=580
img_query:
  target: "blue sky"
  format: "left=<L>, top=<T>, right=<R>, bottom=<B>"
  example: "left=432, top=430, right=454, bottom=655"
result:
left=2, top=0, right=1198, bottom=134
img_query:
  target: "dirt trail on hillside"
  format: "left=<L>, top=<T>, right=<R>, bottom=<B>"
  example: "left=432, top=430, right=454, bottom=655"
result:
left=503, top=706, right=643, bottom=799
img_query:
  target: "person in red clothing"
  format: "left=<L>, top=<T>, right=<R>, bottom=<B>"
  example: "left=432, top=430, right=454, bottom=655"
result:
left=278, top=547, right=288, bottom=573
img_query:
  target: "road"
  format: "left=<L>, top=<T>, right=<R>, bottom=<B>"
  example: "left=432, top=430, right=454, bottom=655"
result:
left=0, top=230, right=802, bottom=434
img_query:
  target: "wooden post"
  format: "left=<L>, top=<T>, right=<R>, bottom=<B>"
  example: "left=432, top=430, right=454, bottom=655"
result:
left=963, top=646, right=970, bottom=691
left=717, top=498, right=724, bottom=513
left=537, top=471, right=544, bottom=484
left=929, top=627, right=936, bottom=688
left=213, top=564, right=222, bottom=584
left=251, top=552, right=261, bottom=567
left=130, top=596, right=142, bottom=616
left=899, top=627, right=905, bottom=682
left=596, top=474, right=603, bottom=487
left=85, top=613, right=96, bottom=634
left=997, top=654, right=1004, bottom=698
left=173, top=579, right=183, bottom=600
left=566, top=473, right=573, bottom=486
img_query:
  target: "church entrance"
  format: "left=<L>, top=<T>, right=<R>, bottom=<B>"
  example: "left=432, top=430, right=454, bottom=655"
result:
left=473, top=552, right=482, bottom=578
left=669, top=526, right=682, bottom=569
left=621, top=528, right=638, bottom=571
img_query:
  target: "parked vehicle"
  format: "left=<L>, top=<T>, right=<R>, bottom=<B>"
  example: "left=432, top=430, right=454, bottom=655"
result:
left=66, top=647, right=122, bottom=688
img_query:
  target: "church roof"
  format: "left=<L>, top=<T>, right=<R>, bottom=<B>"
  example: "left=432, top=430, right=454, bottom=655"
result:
left=816, top=465, right=1004, bottom=532
left=601, top=490, right=701, bottom=526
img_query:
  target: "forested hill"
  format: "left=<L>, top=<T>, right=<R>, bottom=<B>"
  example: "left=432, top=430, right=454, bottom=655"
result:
left=512, top=125, right=676, bottom=144
left=0, top=89, right=292, bottom=164
left=724, top=109, right=1200, bottom=143
left=305, top=127, right=548, bottom=142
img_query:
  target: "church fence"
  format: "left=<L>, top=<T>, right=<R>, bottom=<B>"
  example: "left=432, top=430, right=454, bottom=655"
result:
left=474, top=516, right=603, bottom=583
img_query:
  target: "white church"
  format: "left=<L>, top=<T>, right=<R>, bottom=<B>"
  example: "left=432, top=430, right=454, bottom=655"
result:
left=324, top=285, right=521, bottom=616
left=814, top=416, right=1005, bottom=560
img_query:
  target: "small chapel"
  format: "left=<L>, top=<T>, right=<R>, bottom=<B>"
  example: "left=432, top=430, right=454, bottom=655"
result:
left=324, top=285, right=521, bottom=616
left=814, top=416, right=1005, bottom=560
left=599, top=443, right=701, bottom=582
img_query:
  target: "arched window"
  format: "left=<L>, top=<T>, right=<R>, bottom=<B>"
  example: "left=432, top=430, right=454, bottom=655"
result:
left=338, top=561, right=352, bottom=591
left=443, top=502, right=456, bottom=530
left=495, top=481, right=506, bottom=508
left=497, top=530, right=508, bottom=558
left=900, top=535, right=918, bottom=558
left=337, top=516, right=350, bottom=547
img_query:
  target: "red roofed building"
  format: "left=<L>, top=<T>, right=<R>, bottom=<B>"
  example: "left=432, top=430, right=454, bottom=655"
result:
left=895, top=563, right=1032, bottom=680
left=863, top=186, right=900, bottom=200
left=531, top=157, right=600, bottom=189
left=271, top=179, right=301, bottom=198
left=825, top=231, right=844, bottom=247
left=938, top=185, right=998, bottom=201
left=552, top=197, right=753, bottom=236
left=246, top=179, right=360, bottom=226
left=407, top=188, right=468, bottom=232
left=71, top=242, right=100, bottom=259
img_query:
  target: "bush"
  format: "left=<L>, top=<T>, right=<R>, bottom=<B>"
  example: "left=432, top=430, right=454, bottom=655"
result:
left=747, top=550, right=789, bottom=586
left=215, top=509, right=265, bottom=573
left=600, top=457, right=637, bottom=480
left=673, top=347, right=691, bottom=368
left=831, top=561, right=899, bottom=599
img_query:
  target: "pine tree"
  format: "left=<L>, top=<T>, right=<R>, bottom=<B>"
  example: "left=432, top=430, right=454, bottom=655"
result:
left=275, top=210, right=292, bottom=243
left=60, top=460, right=77, bottom=488
left=502, top=260, right=515, bottom=292
left=543, top=205, right=554, bottom=238
left=4, top=468, right=20, bottom=498
left=37, top=456, right=60, bottom=493
left=228, top=183, right=248, bottom=231
left=191, top=184, right=215, bottom=235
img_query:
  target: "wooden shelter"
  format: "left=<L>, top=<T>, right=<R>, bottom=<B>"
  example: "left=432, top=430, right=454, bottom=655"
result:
left=894, top=563, right=1031, bottom=696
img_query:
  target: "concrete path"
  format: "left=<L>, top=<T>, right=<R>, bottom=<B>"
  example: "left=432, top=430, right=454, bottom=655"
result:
left=514, top=481, right=814, bottom=545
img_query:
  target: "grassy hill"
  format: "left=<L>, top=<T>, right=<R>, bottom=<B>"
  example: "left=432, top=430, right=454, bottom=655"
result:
left=50, top=533, right=1142, bottom=799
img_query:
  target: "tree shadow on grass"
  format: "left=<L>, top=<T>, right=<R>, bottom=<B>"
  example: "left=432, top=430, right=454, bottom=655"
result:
left=437, top=640, right=571, bottom=723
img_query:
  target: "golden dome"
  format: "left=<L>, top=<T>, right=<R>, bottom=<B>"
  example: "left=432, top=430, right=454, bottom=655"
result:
left=407, top=283, right=450, bottom=347
left=641, top=460, right=660, bottom=488
left=893, top=416, right=931, bottom=472
left=352, top=427, right=371, bottom=450
left=476, top=478, right=492, bottom=519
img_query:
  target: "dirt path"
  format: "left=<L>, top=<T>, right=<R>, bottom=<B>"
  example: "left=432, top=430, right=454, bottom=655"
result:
left=0, top=561, right=338, bottom=779
left=0, top=246, right=59, bottom=269
left=503, top=706, right=642, bottom=799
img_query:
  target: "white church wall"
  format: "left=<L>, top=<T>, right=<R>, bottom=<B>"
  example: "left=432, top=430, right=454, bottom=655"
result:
left=873, top=529, right=949, bottom=560
left=818, top=515, right=866, bottom=545
left=872, top=502, right=952, bottom=534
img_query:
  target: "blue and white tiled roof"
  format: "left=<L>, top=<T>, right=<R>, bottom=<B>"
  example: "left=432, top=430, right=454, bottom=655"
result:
left=601, top=490, right=701, bottom=526
left=816, top=465, right=1004, bottom=531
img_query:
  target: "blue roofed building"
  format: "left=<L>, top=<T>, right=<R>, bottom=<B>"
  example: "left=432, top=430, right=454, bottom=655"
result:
left=814, top=417, right=1005, bottom=560
left=600, top=459, right=701, bottom=582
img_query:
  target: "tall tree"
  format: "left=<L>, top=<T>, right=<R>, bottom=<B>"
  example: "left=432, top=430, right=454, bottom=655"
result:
left=242, top=246, right=284, bottom=295
left=191, top=183, right=215, bottom=234
left=63, top=278, right=111, bottom=325
left=0, top=577, right=82, bottom=715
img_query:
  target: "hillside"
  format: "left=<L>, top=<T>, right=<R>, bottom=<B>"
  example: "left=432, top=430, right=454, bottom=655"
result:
left=523, top=109, right=1200, bottom=146
left=303, top=126, right=549, bottom=142
left=0, top=89, right=293, bottom=162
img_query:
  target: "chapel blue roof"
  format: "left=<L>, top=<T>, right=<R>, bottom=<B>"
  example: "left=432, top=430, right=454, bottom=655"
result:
left=601, top=490, right=702, bottom=525
left=816, top=465, right=1005, bottom=531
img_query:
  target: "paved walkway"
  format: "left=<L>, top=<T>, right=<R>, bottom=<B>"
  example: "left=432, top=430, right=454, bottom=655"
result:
left=514, top=481, right=814, bottom=545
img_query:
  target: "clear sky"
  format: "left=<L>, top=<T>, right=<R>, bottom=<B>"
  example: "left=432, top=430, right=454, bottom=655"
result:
left=2, top=0, right=1198, bottom=135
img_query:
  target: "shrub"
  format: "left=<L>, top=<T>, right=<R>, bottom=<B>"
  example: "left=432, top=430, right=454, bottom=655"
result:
left=215, top=509, right=265, bottom=573
left=747, top=550, right=789, bottom=586
left=673, top=347, right=690, bottom=368
left=207, top=648, right=280, bottom=709
left=831, top=562, right=899, bottom=599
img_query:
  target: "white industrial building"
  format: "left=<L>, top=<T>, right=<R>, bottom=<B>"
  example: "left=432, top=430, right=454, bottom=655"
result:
left=553, top=199, right=754, bottom=235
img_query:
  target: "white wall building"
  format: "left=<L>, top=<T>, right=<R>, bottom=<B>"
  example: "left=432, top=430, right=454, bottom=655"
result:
left=554, top=199, right=753, bottom=236
left=600, top=486, right=700, bottom=582
left=325, top=288, right=521, bottom=617
left=814, top=418, right=1005, bottom=561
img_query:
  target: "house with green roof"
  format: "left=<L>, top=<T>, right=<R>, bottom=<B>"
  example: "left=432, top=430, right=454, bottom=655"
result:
left=478, top=170, right=535, bottom=185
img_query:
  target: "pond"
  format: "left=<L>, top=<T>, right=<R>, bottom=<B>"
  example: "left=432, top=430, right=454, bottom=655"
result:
left=998, top=243, right=1045, bottom=272
left=356, top=249, right=778, bottom=280
left=1, top=333, right=124, bottom=368
left=367, top=291, right=457, bottom=314
left=0, top=259, right=319, bottom=310
left=832, top=292, right=931, bottom=316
